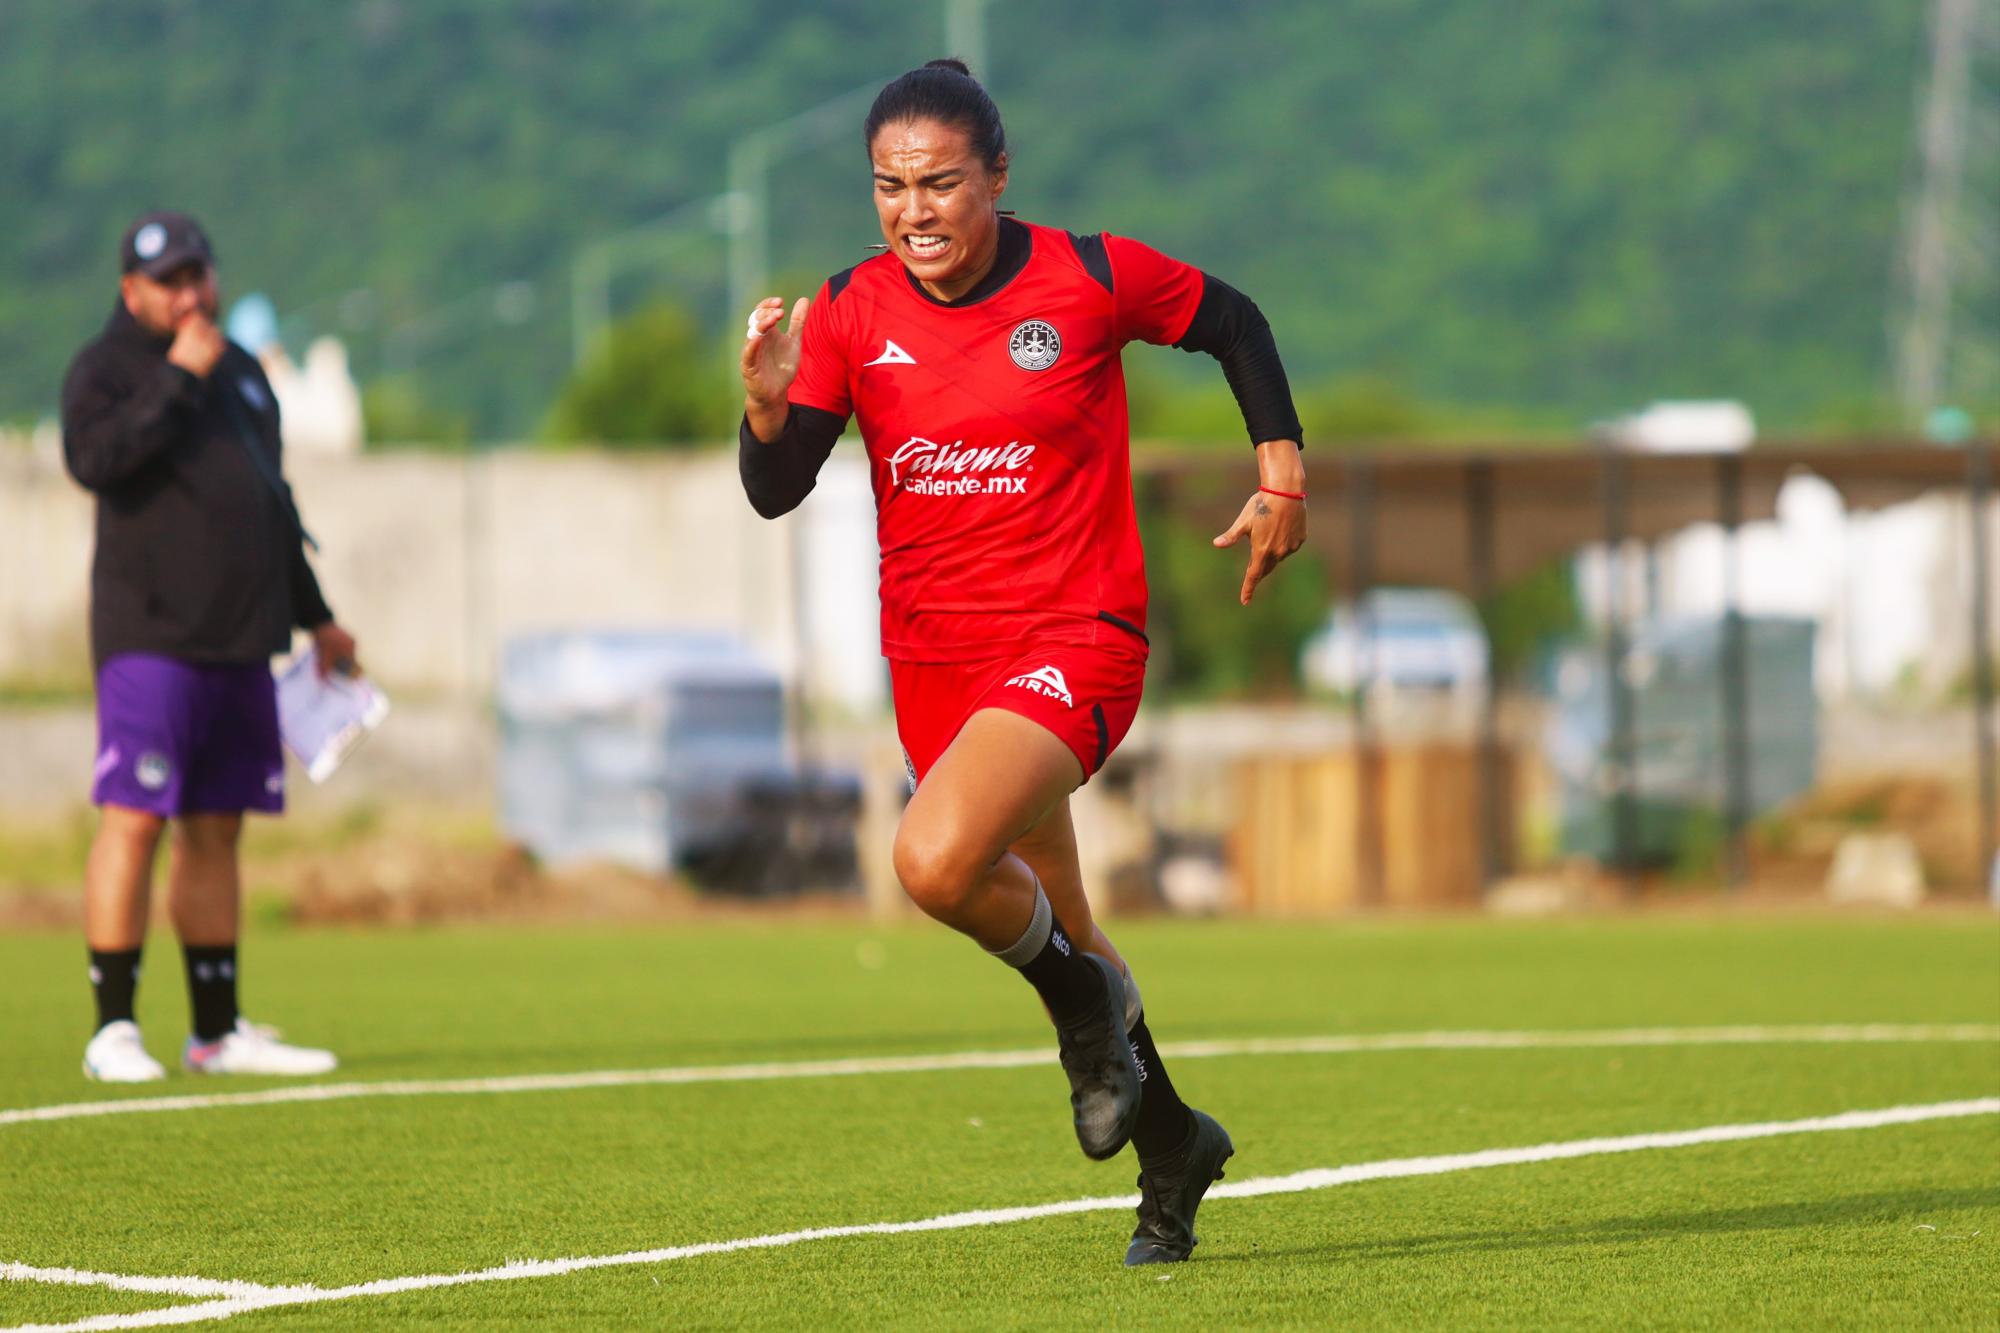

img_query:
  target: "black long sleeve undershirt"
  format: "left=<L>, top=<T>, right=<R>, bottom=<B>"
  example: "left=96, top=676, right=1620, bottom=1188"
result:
left=739, top=404, right=846, bottom=518
left=1173, top=275, right=1304, bottom=448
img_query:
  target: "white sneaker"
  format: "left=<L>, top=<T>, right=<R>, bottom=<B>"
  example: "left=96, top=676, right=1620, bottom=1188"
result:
left=83, top=1020, right=168, bottom=1083
left=183, top=1019, right=338, bottom=1076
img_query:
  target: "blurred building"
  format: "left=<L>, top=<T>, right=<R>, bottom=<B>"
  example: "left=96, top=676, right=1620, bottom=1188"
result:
left=262, top=339, right=365, bottom=457
left=1579, top=476, right=1970, bottom=698
left=229, top=293, right=364, bottom=456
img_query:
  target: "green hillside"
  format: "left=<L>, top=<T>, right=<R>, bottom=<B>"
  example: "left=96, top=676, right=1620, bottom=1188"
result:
left=0, top=0, right=1951, bottom=439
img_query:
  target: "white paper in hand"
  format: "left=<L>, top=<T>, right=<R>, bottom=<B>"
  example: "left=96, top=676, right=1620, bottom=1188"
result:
left=275, top=648, right=390, bottom=783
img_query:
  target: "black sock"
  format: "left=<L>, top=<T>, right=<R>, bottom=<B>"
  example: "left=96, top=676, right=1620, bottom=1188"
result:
left=1129, top=1017, right=1195, bottom=1159
left=182, top=944, right=239, bottom=1043
left=89, top=948, right=143, bottom=1032
left=991, top=885, right=1105, bottom=1026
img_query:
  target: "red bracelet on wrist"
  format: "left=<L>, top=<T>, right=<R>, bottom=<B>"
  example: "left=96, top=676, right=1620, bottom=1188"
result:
left=1259, top=485, right=1307, bottom=501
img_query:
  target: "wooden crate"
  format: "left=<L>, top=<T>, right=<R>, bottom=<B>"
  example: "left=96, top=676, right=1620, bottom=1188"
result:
left=1231, top=746, right=1509, bottom=912
left=1231, top=752, right=1361, bottom=913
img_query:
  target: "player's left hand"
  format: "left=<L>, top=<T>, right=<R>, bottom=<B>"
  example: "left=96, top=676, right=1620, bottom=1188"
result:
left=1213, top=446, right=1307, bottom=605
left=311, top=621, right=361, bottom=679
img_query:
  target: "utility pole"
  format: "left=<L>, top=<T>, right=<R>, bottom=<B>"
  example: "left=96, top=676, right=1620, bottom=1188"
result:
left=1894, top=0, right=1983, bottom=418
left=944, top=0, right=990, bottom=74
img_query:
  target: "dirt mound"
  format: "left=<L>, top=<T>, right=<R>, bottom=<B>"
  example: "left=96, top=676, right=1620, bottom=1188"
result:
left=286, top=839, right=706, bottom=924
left=0, top=827, right=867, bottom=929
left=0, top=891, right=83, bottom=928
left=1754, top=775, right=1981, bottom=892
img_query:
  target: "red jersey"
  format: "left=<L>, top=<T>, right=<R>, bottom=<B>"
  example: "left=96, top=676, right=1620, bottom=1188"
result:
left=787, top=219, right=1205, bottom=662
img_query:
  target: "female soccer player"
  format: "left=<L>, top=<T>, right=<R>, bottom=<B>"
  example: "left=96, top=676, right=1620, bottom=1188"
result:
left=738, top=59, right=1306, bottom=1265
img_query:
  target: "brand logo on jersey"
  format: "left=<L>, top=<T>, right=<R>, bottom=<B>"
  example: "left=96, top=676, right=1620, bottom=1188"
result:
left=885, top=435, right=1037, bottom=493
left=240, top=378, right=269, bottom=411
left=1008, top=320, right=1061, bottom=371
left=1005, top=665, right=1074, bottom=707
left=863, top=340, right=917, bottom=367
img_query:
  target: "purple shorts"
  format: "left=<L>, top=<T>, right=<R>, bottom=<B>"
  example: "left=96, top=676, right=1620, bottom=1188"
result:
left=92, top=653, right=285, bottom=816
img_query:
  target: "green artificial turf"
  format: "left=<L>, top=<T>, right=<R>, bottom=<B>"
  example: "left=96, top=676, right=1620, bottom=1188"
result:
left=1, top=916, right=1995, bottom=1328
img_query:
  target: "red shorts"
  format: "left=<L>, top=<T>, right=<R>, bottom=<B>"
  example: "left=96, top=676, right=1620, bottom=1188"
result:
left=890, top=636, right=1149, bottom=786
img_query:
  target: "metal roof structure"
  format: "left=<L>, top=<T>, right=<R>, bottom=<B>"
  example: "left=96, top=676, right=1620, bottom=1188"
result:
left=1138, top=439, right=1990, bottom=596
left=1137, top=437, right=1998, bottom=900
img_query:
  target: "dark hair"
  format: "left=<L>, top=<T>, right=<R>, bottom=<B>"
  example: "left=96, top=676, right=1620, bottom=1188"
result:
left=863, top=58, right=1007, bottom=170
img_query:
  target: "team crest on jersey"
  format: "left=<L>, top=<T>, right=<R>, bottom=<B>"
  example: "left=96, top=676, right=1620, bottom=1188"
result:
left=1005, top=665, right=1074, bottom=707
left=135, top=752, right=173, bottom=791
left=1008, top=320, right=1061, bottom=372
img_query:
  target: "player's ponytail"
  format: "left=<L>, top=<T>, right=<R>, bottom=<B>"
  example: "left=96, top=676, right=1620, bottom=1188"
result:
left=864, top=59, right=1007, bottom=170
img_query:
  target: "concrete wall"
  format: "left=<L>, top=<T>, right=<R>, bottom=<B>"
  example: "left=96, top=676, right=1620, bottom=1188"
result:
left=11, top=436, right=1988, bottom=706
left=0, top=443, right=887, bottom=706
left=0, top=443, right=95, bottom=683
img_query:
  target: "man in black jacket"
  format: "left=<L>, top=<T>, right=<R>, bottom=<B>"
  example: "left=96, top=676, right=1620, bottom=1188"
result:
left=62, top=211, right=357, bottom=1082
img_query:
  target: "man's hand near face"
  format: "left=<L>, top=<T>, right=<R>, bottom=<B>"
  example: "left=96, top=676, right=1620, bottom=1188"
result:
left=167, top=313, right=226, bottom=380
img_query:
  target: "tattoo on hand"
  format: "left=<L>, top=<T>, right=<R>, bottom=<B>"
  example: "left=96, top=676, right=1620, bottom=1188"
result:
left=1255, top=499, right=1272, bottom=518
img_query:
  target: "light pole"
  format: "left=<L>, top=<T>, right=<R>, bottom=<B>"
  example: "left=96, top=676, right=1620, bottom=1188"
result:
left=944, top=0, right=989, bottom=74
left=379, top=279, right=537, bottom=377
left=724, top=81, right=883, bottom=322
left=570, top=193, right=739, bottom=368
left=274, top=287, right=378, bottom=356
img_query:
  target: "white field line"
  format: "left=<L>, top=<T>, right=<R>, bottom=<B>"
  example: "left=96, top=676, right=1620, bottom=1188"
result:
left=0, top=1267, right=305, bottom=1301
left=3, top=1024, right=1994, bottom=1130
left=6, top=1097, right=1996, bottom=1333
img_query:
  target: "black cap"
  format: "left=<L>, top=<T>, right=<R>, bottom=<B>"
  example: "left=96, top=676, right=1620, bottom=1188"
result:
left=119, top=210, right=215, bottom=278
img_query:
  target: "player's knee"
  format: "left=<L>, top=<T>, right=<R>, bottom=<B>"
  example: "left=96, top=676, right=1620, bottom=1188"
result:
left=891, top=823, right=982, bottom=923
left=174, top=814, right=243, bottom=856
left=98, top=806, right=166, bottom=851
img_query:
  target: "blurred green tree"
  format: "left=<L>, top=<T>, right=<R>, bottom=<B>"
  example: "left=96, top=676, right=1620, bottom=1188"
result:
left=542, top=303, right=735, bottom=448
left=1140, top=483, right=1330, bottom=698
left=1296, top=376, right=1428, bottom=443
left=1476, top=560, right=1583, bottom=682
left=1128, top=360, right=1482, bottom=448
left=361, top=376, right=472, bottom=450
left=0, top=1, right=1965, bottom=438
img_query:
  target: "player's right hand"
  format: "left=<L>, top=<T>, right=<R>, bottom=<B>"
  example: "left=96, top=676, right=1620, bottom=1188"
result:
left=167, top=313, right=226, bottom=379
left=740, top=296, right=808, bottom=439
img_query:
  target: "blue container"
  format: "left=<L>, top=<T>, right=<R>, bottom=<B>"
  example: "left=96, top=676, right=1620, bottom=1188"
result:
left=497, top=631, right=787, bottom=872
left=1547, top=615, right=1817, bottom=864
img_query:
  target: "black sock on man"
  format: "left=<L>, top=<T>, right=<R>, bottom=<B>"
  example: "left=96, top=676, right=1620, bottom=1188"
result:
left=88, top=947, right=143, bottom=1032
left=989, top=881, right=1107, bottom=1026
left=1128, top=1016, right=1196, bottom=1158
left=182, top=944, right=239, bottom=1043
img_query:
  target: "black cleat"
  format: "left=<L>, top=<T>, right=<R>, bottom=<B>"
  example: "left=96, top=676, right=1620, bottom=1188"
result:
left=1055, top=952, right=1143, bottom=1160
left=1124, top=1107, right=1234, bottom=1265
